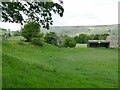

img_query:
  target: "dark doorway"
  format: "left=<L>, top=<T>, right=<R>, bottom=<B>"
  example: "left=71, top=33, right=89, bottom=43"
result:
left=87, top=40, right=110, bottom=48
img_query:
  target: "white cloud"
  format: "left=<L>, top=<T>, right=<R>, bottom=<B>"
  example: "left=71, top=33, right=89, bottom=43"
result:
left=0, top=0, right=119, bottom=31
left=0, top=22, right=21, bottom=31
left=52, top=0, right=119, bottom=26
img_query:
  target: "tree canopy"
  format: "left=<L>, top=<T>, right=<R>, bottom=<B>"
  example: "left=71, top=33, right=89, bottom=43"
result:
left=0, top=1, right=64, bottom=29
left=21, top=21, right=40, bottom=42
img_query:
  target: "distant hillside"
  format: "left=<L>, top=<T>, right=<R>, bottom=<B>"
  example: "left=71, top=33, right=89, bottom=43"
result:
left=0, top=28, right=14, bottom=36
left=0, top=24, right=118, bottom=37
left=41, top=24, right=118, bottom=36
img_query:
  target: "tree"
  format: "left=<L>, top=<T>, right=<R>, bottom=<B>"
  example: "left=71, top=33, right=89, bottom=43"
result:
left=44, top=32, right=58, bottom=45
left=0, top=1, right=64, bottom=29
left=21, top=21, right=40, bottom=42
left=63, top=36, right=76, bottom=48
left=78, top=34, right=87, bottom=44
left=94, top=34, right=99, bottom=40
left=74, top=36, right=79, bottom=43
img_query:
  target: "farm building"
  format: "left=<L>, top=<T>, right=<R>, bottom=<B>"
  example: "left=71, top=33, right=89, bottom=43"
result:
left=87, top=36, right=120, bottom=48
left=87, top=40, right=110, bottom=48
left=106, top=36, right=120, bottom=48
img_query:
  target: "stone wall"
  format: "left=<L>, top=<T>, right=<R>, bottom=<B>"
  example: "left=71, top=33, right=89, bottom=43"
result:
left=106, top=36, right=120, bottom=48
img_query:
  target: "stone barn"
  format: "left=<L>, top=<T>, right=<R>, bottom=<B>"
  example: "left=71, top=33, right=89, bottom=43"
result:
left=106, top=36, right=120, bottom=48
left=87, top=40, right=110, bottom=48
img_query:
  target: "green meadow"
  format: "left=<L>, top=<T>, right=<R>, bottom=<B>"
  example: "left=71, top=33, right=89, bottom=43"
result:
left=2, top=41, right=118, bottom=88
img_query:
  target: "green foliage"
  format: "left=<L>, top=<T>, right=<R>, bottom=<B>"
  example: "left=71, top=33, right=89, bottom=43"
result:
left=7, top=33, right=11, bottom=37
left=99, top=34, right=110, bottom=40
left=74, top=34, right=109, bottom=44
left=31, top=38, right=44, bottom=46
left=63, top=36, right=76, bottom=48
left=1, top=2, right=64, bottom=29
left=21, top=21, right=40, bottom=42
left=44, top=32, right=59, bottom=45
left=2, top=33, right=12, bottom=41
left=14, top=31, right=20, bottom=36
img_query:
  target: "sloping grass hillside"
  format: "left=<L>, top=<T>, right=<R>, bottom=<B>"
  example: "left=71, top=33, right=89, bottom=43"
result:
left=2, top=42, right=118, bottom=88
left=41, top=24, right=118, bottom=36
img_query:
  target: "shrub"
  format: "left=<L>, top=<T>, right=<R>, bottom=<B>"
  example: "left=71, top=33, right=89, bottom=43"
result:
left=2, top=33, right=11, bottom=40
left=44, top=32, right=59, bottom=45
left=31, top=38, right=44, bottom=46
left=14, top=31, right=20, bottom=36
left=21, top=21, right=40, bottom=42
left=63, top=37, right=76, bottom=48
left=68, top=39, right=76, bottom=48
left=8, top=33, right=11, bottom=37
left=57, top=37, right=64, bottom=47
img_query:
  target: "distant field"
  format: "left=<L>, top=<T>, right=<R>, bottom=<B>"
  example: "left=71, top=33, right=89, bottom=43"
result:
left=2, top=42, right=118, bottom=88
left=76, top=44, right=87, bottom=48
left=7, top=36, right=24, bottom=41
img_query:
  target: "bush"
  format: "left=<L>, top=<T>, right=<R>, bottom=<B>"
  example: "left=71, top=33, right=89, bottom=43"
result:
left=68, top=39, right=76, bottom=48
left=44, top=32, right=59, bottom=45
left=63, top=37, right=76, bottom=48
left=21, top=21, right=40, bottom=42
left=14, top=31, right=20, bottom=36
left=31, top=38, right=44, bottom=46
left=57, top=36, right=64, bottom=47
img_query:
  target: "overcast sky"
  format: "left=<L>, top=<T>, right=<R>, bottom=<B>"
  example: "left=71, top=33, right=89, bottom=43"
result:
left=0, top=0, right=119, bottom=31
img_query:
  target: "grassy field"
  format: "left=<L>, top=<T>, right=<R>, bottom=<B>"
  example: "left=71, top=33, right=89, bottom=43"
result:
left=7, top=36, right=25, bottom=41
left=2, top=41, right=118, bottom=88
left=0, top=41, right=2, bottom=89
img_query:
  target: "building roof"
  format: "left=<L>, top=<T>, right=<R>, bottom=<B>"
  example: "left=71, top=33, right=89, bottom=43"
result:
left=88, top=40, right=110, bottom=43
